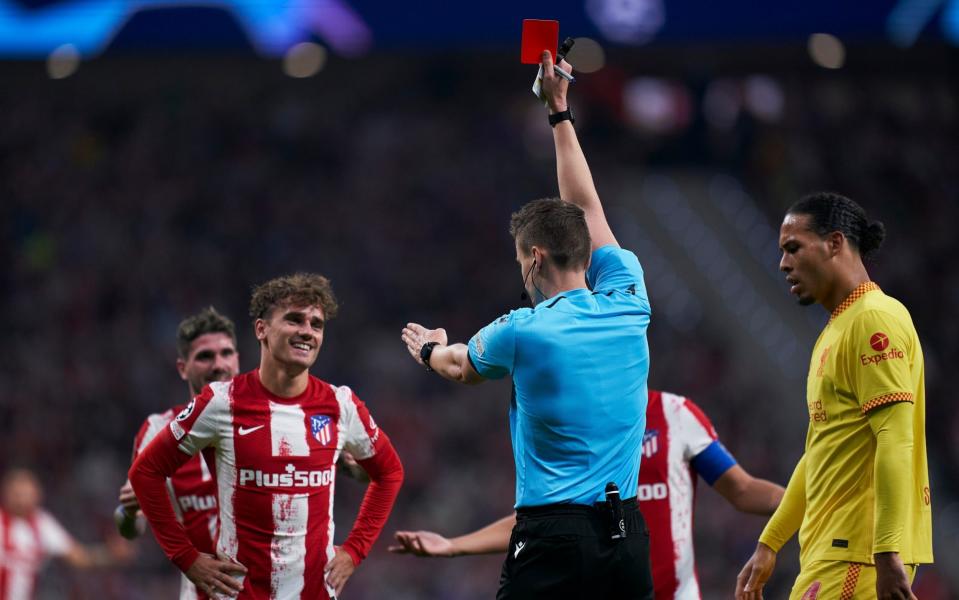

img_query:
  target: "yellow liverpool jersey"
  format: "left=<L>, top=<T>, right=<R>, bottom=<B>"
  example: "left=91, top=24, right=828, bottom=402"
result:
left=795, top=281, right=932, bottom=565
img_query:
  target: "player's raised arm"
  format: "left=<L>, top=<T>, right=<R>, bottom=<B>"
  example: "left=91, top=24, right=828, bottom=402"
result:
left=540, top=50, right=617, bottom=250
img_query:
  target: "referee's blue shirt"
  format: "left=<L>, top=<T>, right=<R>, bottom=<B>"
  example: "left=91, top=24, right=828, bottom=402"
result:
left=468, top=245, right=651, bottom=507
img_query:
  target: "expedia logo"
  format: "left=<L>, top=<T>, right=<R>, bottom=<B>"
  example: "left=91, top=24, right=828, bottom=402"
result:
left=870, top=332, right=889, bottom=352
left=239, top=463, right=334, bottom=488
left=860, top=348, right=904, bottom=366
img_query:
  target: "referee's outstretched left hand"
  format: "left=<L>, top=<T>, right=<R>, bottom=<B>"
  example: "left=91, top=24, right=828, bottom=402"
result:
left=401, top=323, right=448, bottom=366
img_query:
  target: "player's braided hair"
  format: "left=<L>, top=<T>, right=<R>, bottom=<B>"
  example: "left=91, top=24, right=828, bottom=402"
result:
left=176, top=306, right=237, bottom=359
left=787, top=192, right=886, bottom=261
left=249, top=273, right=339, bottom=322
left=509, top=198, right=592, bottom=270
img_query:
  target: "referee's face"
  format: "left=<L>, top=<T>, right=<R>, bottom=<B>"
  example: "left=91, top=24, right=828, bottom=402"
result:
left=779, top=213, right=832, bottom=306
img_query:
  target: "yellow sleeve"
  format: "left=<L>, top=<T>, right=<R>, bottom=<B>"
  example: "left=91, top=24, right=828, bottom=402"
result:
left=846, top=310, right=915, bottom=412
left=758, top=454, right=806, bottom=552
left=868, top=401, right=914, bottom=554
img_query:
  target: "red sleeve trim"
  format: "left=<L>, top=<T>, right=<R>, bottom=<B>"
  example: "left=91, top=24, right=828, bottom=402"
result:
left=861, top=392, right=914, bottom=413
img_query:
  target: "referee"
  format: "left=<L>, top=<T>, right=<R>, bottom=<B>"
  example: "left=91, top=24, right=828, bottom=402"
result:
left=401, top=51, right=653, bottom=599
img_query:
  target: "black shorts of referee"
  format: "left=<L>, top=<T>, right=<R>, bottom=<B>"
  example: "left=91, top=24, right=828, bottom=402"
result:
left=496, top=497, right=653, bottom=600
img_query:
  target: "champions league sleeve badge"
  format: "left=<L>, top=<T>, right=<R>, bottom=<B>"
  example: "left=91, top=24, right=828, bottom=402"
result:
left=176, top=398, right=196, bottom=422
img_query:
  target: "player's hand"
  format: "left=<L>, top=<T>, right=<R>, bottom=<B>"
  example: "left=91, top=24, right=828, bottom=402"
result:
left=401, top=323, right=448, bottom=366
left=540, top=50, right=572, bottom=114
left=874, top=552, right=917, bottom=600
left=337, top=451, right=370, bottom=483
left=735, top=542, right=777, bottom=600
left=185, top=553, right=247, bottom=598
left=118, top=480, right=140, bottom=513
left=388, top=530, right=456, bottom=557
left=324, top=546, right=356, bottom=597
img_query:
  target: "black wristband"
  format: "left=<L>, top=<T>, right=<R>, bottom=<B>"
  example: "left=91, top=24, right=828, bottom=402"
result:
left=420, top=341, right=440, bottom=372
left=549, top=108, right=575, bottom=127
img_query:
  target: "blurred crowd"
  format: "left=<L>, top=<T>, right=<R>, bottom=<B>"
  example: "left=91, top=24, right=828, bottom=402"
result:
left=1, top=49, right=956, bottom=598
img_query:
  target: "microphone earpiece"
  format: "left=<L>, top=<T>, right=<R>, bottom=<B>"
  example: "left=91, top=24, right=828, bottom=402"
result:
left=520, top=260, right=538, bottom=303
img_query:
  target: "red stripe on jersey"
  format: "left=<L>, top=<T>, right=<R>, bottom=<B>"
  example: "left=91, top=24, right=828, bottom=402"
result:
left=639, top=391, right=679, bottom=599
left=230, top=376, right=275, bottom=599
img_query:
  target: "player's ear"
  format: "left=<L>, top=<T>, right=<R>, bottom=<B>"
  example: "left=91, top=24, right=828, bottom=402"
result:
left=254, top=318, right=268, bottom=341
left=827, top=230, right=844, bottom=257
left=531, top=246, right=544, bottom=270
left=176, top=358, right=188, bottom=381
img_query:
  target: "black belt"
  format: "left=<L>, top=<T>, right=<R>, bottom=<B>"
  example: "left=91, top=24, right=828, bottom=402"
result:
left=515, top=496, right=638, bottom=519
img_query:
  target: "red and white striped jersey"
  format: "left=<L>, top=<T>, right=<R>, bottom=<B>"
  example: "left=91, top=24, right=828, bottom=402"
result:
left=133, top=405, right=218, bottom=600
left=130, top=370, right=403, bottom=600
left=0, top=508, right=73, bottom=600
left=640, top=390, right=737, bottom=600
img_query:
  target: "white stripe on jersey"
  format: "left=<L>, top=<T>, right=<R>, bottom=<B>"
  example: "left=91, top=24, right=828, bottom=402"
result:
left=208, top=383, right=240, bottom=562
left=179, top=575, right=199, bottom=600
left=332, top=385, right=374, bottom=459
left=269, top=401, right=309, bottom=457
left=267, top=400, right=310, bottom=596
left=662, top=391, right=708, bottom=600
left=270, top=493, right=308, bottom=598
left=138, top=409, right=175, bottom=454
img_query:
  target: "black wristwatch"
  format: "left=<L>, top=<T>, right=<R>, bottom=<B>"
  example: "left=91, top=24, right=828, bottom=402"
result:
left=548, top=108, right=575, bottom=127
left=420, top=341, right=440, bottom=372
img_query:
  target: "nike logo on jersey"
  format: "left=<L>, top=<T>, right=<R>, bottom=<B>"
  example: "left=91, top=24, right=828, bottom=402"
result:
left=238, top=425, right=265, bottom=436
left=514, top=540, right=526, bottom=558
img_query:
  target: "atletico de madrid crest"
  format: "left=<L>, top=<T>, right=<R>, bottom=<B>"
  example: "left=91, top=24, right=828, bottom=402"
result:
left=311, top=415, right=332, bottom=446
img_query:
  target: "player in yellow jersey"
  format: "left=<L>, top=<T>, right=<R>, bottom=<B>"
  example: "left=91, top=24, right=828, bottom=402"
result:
left=735, top=192, right=932, bottom=600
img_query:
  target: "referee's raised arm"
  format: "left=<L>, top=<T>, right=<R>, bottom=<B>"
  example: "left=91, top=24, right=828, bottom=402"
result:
left=540, top=50, right=618, bottom=251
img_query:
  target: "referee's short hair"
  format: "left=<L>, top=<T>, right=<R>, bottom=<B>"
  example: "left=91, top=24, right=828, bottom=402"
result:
left=510, top=198, right=592, bottom=270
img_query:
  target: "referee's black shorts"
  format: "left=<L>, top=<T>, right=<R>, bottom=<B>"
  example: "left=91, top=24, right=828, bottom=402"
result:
left=496, top=498, right=653, bottom=600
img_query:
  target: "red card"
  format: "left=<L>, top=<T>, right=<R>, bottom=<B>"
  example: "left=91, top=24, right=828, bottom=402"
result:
left=521, top=19, right=559, bottom=64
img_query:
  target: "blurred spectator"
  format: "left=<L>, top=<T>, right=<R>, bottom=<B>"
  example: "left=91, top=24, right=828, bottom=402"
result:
left=0, top=468, right=133, bottom=600
left=0, top=50, right=954, bottom=598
